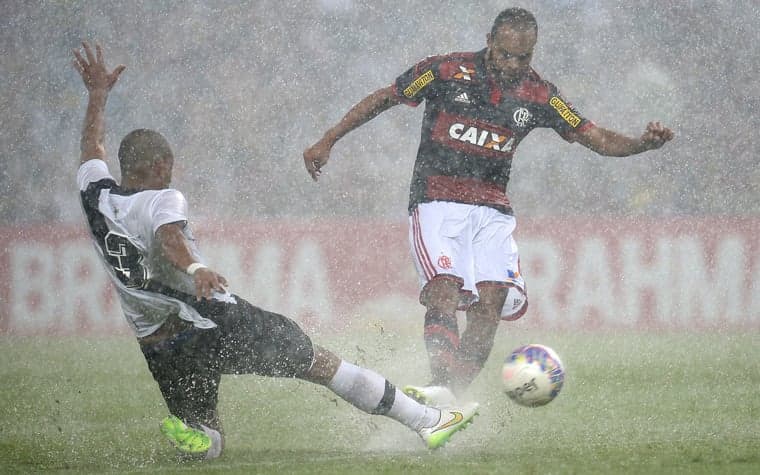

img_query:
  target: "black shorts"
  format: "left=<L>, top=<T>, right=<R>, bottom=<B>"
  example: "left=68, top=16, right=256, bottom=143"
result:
left=139, top=294, right=314, bottom=429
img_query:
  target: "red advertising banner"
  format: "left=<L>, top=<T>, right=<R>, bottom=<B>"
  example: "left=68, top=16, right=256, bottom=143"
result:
left=1, top=217, right=757, bottom=335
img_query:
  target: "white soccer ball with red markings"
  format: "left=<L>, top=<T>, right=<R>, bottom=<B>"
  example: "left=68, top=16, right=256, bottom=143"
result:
left=501, top=344, right=565, bottom=407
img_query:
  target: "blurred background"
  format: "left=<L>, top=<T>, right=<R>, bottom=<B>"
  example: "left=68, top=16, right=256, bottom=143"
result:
left=2, top=0, right=758, bottom=226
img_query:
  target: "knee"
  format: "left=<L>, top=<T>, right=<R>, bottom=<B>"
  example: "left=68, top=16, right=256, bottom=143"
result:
left=301, top=345, right=341, bottom=386
left=474, top=283, right=527, bottom=321
left=467, top=297, right=503, bottom=326
left=421, top=275, right=462, bottom=311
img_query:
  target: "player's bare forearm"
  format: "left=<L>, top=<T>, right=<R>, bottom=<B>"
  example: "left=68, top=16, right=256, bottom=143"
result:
left=80, top=88, right=108, bottom=163
left=72, top=42, right=125, bottom=165
left=156, top=222, right=228, bottom=299
left=576, top=122, right=674, bottom=157
left=322, top=85, right=400, bottom=145
left=304, top=85, right=400, bottom=180
left=578, top=126, right=646, bottom=156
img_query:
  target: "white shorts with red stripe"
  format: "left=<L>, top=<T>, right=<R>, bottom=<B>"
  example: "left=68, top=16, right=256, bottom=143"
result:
left=409, top=201, right=527, bottom=319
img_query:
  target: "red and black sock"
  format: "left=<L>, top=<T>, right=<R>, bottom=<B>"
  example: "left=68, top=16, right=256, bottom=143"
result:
left=423, top=308, right=460, bottom=386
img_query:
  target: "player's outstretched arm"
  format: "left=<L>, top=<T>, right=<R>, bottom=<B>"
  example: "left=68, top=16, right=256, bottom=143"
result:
left=303, top=85, right=401, bottom=181
left=574, top=121, right=674, bottom=157
left=155, top=222, right=228, bottom=301
left=72, top=42, right=125, bottom=165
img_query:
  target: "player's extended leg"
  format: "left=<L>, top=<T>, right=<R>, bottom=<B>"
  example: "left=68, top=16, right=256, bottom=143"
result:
left=453, top=284, right=509, bottom=390
left=140, top=322, right=225, bottom=459
left=408, top=203, right=475, bottom=394
left=302, top=344, right=478, bottom=449
left=421, top=276, right=464, bottom=388
left=449, top=207, right=525, bottom=391
left=211, top=297, right=477, bottom=449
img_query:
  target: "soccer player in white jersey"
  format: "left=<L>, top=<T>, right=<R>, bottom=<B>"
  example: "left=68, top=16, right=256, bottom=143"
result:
left=72, top=42, right=477, bottom=459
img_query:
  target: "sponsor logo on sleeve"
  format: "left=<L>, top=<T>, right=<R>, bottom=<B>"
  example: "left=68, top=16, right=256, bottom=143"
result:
left=549, top=96, right=581, bottom=128
left=403, top=70, right=435, bottom=98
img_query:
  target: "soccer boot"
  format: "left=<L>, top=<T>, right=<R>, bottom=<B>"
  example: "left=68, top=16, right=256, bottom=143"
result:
left=403, top=385, right=457, bottom=407
left=160, top=415, right=219, bottom=458
left=417, top=402, right=479, bottom=449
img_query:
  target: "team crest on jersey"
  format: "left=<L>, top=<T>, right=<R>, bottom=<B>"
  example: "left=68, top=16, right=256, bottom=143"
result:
left=438, top=255, right=453, bottom=269
left=512, top=108, right=531, bottom=127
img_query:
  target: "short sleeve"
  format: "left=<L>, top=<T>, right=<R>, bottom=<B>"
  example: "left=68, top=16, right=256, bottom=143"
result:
left=150, top=189, right=188, bottom=233
left=77, top=159, right=114, bottom=191
left=392, top=57, right=439, bottom=106
left=544, top=87, right=595, bottom=142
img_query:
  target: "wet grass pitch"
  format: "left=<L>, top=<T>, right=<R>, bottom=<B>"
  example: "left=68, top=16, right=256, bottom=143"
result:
left=1, top=328, right=758, bottom=474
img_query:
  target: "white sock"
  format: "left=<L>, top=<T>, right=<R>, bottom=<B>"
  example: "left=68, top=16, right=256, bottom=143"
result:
left=386, top=388, right=441, bottom=431
left=327, top=360, right=440, bottom=431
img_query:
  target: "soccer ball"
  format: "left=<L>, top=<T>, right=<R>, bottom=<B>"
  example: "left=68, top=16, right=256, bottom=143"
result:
left=501, top=344, right=565, bottom=407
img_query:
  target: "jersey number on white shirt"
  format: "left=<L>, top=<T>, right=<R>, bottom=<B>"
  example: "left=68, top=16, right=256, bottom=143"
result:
left=104, top=231, right=150, bottom=289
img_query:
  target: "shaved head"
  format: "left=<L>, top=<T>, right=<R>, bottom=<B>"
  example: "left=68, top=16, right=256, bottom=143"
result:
left=118, top=129, right=172, bottom=172
left=118, top=129, right=174, bottom=188
left=491, top=7, right=538, bottom=37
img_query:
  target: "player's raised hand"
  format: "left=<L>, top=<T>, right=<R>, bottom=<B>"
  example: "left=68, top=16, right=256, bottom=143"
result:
left=73, top=42, right=125, bottom=92
left=640, top=121, right=674, bottom=150
left=303, top=139, right=333, bottom=181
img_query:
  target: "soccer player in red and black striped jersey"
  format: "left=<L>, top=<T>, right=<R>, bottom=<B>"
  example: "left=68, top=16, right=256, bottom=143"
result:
left=304, top=8, right=673, bottom=405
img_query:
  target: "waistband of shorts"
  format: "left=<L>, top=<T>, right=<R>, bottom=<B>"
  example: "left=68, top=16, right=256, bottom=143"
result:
left=409, top=199, right=513, bottom=215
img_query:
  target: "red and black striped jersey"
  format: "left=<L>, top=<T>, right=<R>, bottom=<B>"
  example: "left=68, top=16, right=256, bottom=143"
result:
left=393, top=48, right=595, bottom=215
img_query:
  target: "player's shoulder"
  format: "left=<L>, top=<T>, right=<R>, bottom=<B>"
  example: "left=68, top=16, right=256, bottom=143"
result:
left=512, top=68, right=558, bottom=104
left=146, top=188, right=189, bottom=220
left=151, top=188, right=187, bottom=204
left=438, top=50, right=480, bottom=62
left=78, top=158, right=109, bottom=172
left=417, top=50, right=480, bottom=69
left=526, top=68, right=559, bottom=90
left=77, top=159, right=115, bottom=192
left=128, top=187, right=186, bottom=210
left=413, top=51, right=482, bottom=84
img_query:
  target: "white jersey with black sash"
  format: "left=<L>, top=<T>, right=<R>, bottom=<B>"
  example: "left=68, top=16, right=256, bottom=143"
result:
left=77, top=159, right=224, bottom=338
